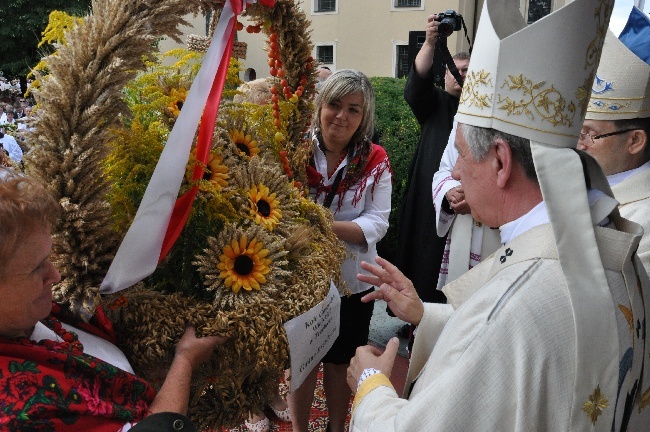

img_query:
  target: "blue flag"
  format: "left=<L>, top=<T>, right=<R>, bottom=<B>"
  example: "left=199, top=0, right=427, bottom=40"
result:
left=619, top=6, right=650, bottom=65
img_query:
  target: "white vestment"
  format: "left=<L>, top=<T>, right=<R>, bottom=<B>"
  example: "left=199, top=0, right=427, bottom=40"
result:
left=432, top=121, right=501, bottom=289
left=351, top=198, right=649, bottom=431
left=610, top=162, right=650, bottom=275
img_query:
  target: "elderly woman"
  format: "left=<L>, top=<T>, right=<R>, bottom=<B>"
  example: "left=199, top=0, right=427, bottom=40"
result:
left=0, top=169, right=226, bottom=431
left=289, top=69, right=392, bottom=432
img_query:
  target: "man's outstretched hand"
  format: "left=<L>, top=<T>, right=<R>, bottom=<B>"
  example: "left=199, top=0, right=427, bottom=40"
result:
left=357, top=256, right=424, bottom=326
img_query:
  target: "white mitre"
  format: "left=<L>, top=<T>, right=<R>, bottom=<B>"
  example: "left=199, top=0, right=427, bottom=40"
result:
left=586, top=30, right=650, bottom=120
left=456, top=1, right=625, bottom=431
left=456, top=0, right=611, bottom=146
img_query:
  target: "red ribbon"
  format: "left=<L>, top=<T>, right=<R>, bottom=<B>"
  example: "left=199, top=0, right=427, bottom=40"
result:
left=158, top=1, right=243, bottom=262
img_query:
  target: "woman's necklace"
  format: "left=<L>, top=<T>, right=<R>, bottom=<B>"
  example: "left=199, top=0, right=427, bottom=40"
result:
left=36, top=316, right=85, bottom=356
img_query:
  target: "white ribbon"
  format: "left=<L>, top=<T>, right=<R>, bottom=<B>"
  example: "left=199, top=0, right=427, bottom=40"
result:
left=101, top=0, right=257, bottom=293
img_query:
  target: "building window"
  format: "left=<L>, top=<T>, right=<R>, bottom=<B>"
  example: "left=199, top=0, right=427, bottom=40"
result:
left=315, top=0, right=336, bottom=13
left=395, top=0, right=421, bottom=7
left=317, top=45, right=334, bottom=64
left=527, top=0, right=551, bottom=23
left=396, top=45, right=410, bottom=78
left=244, top=68, right=257, bottom=82
left=205, top=11, right=212, bottom=36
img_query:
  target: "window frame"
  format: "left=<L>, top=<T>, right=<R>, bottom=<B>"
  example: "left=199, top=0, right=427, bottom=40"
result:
left=395, top=44, right=410, bottom=79
left=313, top=0, right=337, bottom=14
left=315, top=44, right=336, bottom=68
left=395, top=0, right=421, bottom=8
left=390, top=0, right=424, bottom=12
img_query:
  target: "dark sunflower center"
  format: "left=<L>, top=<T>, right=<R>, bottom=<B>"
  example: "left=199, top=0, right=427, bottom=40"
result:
left=234, top=255, right=254, bottom=276
left=256, top=199, right=271, bottom=217
left=236, top=142, right=251, bottom=156
left=203, top=168, right=212, bottom=181
left=176, top=101, right=183, bottom=111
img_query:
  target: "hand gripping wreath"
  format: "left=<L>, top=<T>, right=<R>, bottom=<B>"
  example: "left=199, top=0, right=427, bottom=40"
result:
left=25, top=0, right=345, bottom=428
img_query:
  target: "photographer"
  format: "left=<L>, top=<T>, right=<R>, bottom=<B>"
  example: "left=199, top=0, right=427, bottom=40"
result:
left=393, top=13, right=469, bottom=337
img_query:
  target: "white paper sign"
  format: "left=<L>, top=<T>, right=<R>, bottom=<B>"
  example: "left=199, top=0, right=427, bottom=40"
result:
left=284, top=281, right=340, bottom=392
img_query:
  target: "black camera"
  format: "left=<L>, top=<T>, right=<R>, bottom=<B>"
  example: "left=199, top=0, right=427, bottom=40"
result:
left=435, top=10, right=463, bottom=38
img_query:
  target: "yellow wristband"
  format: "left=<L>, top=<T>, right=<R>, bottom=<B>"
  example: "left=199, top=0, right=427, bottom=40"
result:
left=352, top=373, right=394, bottom=412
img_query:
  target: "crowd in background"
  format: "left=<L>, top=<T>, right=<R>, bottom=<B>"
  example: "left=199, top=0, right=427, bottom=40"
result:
left=0, top=78, right=36, bottom=166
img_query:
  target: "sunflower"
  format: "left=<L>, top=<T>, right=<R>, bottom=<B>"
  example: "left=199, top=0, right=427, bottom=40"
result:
left=195, top=224, right=290, bottom=309
left=218, top=234, right=270, bottom=293
left=168, top=87, right=188, bottom=117
left=248, top=183, right=282, bottom=231
left=186, top=150, right=230, bottom=192
left=203, top=152, right=229, bottom=191
left=229, top=129, right=261, bottom=158
left=227, top=156, right=298, bottom=232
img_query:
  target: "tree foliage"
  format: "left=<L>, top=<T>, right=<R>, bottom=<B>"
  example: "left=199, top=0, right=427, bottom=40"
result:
left=370, top=76, right=420, bottom=262
left=0, top=0, right=91, bottom=80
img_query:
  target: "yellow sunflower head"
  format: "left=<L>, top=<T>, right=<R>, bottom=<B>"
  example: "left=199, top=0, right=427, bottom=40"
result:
left=168, top=87, right=188, bottom=117
left=217, top=233, right=271, bottom=293
left=229, top=129, right=260, bottom=158
left=194, top=224, right=290, bottom=309
left=203, top=152, right=229, bottom=191
left=186, top=150, right=230, bottom=192
left=248, top=183, right=282, bottom=231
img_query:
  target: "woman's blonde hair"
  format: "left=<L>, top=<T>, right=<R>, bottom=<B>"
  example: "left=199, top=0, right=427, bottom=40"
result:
left=312, top=69, right=375, bottom=143
left=0, top=169, right=59, bottom=275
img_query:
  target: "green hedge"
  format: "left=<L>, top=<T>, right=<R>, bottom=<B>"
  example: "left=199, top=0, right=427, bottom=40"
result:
left=370, top=77, right=420, bottom=262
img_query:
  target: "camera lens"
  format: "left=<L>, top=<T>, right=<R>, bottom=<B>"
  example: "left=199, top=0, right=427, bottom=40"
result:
left=438, top=19, right=454, bottom=38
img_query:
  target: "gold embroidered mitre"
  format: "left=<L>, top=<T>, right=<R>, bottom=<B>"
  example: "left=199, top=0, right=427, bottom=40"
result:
left=586, top=29, right=650, bottom=120
left=456, top=0, right=614, bottom=148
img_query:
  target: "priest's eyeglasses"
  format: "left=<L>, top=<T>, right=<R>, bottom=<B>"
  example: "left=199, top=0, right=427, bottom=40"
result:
left=578, top=128, right=638, bottom=146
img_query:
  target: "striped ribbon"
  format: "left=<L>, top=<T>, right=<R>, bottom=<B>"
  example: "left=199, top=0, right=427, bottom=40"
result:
left=101, top=0, right=264, bottom=293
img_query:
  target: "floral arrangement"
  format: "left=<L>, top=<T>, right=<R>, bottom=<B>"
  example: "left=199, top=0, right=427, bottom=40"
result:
left=24, top=0, right=345, bottom=429
left=1, top=122, right=18, bottom=135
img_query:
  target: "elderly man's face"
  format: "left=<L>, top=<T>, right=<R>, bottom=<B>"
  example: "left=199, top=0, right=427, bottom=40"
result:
left=451, top=124, right=497, bottom=225
left=578, top=119, right=637, bottom=176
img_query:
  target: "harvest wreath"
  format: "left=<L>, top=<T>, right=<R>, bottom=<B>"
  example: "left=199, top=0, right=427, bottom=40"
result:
left=24, top=0, right=345, bottom=428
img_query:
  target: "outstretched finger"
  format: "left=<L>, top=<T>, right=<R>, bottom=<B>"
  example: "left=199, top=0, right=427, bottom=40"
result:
left=357, top=270, right=383, bottom=287
left=379, top=337, right=400, bottom=377
left=374, top=257, right=406, bottom=283
left=359, top=260, right=391, bottom=283
left=360, top=288, right=384, bottom=303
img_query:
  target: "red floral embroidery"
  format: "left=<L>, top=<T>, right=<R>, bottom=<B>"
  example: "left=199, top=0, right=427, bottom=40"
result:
left=0, top=303, right=155, bottom=431
left=78, top=376, right=116, bottom=416
left=308, top=139, right=392, bottom=211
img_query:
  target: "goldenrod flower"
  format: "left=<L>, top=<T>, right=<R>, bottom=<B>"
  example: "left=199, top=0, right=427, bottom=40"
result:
left=248, top=183, right=282, bottom=231
left=229, top=129, right=260, bottom=158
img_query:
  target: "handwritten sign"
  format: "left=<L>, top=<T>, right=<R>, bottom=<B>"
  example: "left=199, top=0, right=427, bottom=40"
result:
left=284, top=281, right=340, bottom=392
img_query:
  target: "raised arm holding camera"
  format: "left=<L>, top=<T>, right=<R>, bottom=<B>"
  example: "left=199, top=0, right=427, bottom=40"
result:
left=392, top=14, right=469, bottom=330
